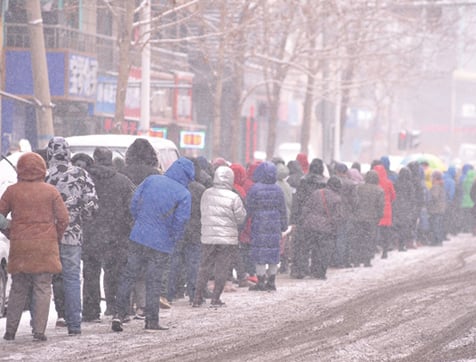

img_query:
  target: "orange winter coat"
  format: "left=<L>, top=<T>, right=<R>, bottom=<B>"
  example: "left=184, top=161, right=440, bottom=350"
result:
left=0, top=152, right=69, bottom=274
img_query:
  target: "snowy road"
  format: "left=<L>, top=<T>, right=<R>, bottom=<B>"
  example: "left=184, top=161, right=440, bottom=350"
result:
left=2, top=234, right=476, bottom=361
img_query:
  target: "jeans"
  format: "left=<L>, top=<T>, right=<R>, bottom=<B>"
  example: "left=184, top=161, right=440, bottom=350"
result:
left=59, top=244, right=82, bottom=333
left=116, top=241, right=170, bottom=323
left=167, top=240, right=201, bottom=302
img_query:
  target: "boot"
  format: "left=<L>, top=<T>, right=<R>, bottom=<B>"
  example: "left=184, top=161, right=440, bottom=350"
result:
left=265, top=274, right=276, bottom=291
left=249, top=275, right=266, bottom=291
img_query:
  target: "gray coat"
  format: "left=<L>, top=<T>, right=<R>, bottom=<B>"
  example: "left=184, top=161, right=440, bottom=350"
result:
left=200, top=166, right=247, bottom=245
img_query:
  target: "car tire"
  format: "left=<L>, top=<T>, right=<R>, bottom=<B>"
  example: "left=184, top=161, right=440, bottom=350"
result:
left=0, top=266, right=7, bottom=317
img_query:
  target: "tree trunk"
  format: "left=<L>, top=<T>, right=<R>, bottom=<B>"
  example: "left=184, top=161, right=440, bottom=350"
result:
left=25, top=0, right=54, bottom=148
left=114, top=0, right=135, bottom=131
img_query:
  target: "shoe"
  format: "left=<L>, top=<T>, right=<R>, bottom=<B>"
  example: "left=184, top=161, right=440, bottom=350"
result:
left=247, top=275, right=258, bottom=284
left=56, top=317, right=67, bottom=327
left=3, top=332, right=15, bottom=341
left=111, top=318, right=123, bottom=332
left=224, top=281, right=237, bottom=293
left=68, top=329, right=81, bottom=336
left=33, top=333, right=47, bottom=341
left=145, top=321, right=169, bottom=331
left=381, top=251, right=388, bottom=259
left=191, top=297, right=205, bottom=308
left=210, top=299, right=226, bottom=307
left=122, top=315, right=131, bottom=323
left=238, top=279, right=251, bottom=288
left=133, top=308, right=146, bottom=320
left=159, top=296, right=171, bottom=309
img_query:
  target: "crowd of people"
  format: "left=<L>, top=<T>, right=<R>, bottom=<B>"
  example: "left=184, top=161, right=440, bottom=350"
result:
left=2, top=136, right=476, bottom=342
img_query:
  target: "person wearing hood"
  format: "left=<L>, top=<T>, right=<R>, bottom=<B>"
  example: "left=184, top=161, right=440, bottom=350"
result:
left=443, top=166, right=457, bottom=237
left=460, top=167, right=475, bottom=234
left=274, top=162, right=293, bottom=273
left=167, top=157, right=206, bottom=304
left=393, top=167, right=417, bottom=251
left=380, top=156, right=398, bottom=184
left=1, top=152, right=69, bottom=342
left=350, top=170, right=385, bottom=267
left=289, top=158, right=328, bottom=279
left=296, top=153, right=310, bottom=175
left=192, top=166, right=246, bottom=307
left=46, top=137, right=99, bottom=336
left=373, top=164, right=396, bottom=259
left=112, top=157, right=194, bottom=332
left=81, top=147, right=135, bottom=322
left=301, top=176, right=343, bottom=279
left=119, top=138, right=165, bottom=317
left=246, top=162, right=288, bottom=291
left=427, top=170, right=447, bottom=246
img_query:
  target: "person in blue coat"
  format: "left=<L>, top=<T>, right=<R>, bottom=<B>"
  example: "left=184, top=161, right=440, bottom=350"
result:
left=112, top=157, right=194, bottom=332
left=246, top=162, right=288, bottom=291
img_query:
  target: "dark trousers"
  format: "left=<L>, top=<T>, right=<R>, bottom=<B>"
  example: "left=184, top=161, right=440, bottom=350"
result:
left=429, top=213, right=445, bottom=245
left=194, top=244, right=234, bottom=303
left=290, top=226, right=311, bottom=277
left=82, top=244, right=127, bottom=319
left=351, top=221, right=378, bottom=265
left=115, top=241, right=169, bottom=323
left=167, top=240, right=201, bottom=302
left=309, top=231, right=334, bottom=279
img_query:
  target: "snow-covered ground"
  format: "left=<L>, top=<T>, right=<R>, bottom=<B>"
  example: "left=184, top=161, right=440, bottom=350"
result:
left=2, top=233, right=476, bottom=361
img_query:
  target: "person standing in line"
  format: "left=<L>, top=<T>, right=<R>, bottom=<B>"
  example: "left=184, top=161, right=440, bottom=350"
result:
left=427, top=171, right=447, bottom=246
left=350, top=170, right=385, bottom=267
left=118, top=138, right=162, bottom=317
left=112, top=157, right=194, bottom=332
left=46, top=137, right=98, bottom=336
left=192, top=166, right=247, bottom=307
left=289, top=158, right=328, bottom=279
left=1, top=152, right=69, bottom=342
left=81, top=147, right=135, bottom=322
left=373, top=164, right=396, bottom=259
left=246, top=162, right=288, bottom=291
left=393, top=167, right=417, bottom=251
left=167, top=157, right=206, bottom=304
left=300, top=176, right=343, bottom=279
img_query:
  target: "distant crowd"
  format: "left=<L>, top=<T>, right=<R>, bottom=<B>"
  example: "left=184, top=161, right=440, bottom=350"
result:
left=1, top=136, right=476, bottom=341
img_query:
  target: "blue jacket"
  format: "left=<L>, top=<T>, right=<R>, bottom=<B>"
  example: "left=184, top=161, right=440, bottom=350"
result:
left=246, top=162, right=287, bottom=264
left=129, top=157, right=194, bottom=253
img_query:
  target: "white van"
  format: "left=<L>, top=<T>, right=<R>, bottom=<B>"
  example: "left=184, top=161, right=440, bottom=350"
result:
left=65, top=134, right=180, bottom=172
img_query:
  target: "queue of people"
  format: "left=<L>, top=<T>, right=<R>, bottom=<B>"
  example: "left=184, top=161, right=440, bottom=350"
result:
left=2, top=139, right=476, bottom=342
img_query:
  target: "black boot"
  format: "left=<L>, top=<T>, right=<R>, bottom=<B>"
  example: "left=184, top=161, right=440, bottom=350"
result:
left=249, top=275, right=266, bottom=291
left=265, top=274, right=276, bottom=291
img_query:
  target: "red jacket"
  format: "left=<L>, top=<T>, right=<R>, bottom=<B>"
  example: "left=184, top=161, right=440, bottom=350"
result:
left=374, top=165, right=396, bottom=226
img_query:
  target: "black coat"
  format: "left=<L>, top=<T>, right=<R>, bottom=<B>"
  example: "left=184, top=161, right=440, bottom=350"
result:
left=83, top=164, right=135, bottom=250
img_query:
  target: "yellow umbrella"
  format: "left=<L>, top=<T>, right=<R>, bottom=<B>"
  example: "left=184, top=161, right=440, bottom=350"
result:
left=400, top=153, right=447, bottom=171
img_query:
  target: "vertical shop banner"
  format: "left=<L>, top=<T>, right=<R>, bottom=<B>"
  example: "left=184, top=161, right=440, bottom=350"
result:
left=68, top=53, right=98, bottom=100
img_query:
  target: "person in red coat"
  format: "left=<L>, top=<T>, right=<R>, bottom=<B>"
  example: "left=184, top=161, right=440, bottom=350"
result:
left=0, top=152, right=69, bottom=342
left=373, top=164, right=396, bottom=259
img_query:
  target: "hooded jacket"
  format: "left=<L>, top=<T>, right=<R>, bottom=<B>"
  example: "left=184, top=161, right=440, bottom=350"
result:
left=129, top=157, right=194, bottom=253
left=200, top=166, right=247, bottom=245
left=374, top=164, right=396, bottom=226
left=0, top=152, right=69, bottom=274
left=46, top=137, right=98, bottom=246
left=290, top=158, right=328, bottom=225
left=246, top=162, right=288, bottom=264
left=351, top=170, right=385, bottom=224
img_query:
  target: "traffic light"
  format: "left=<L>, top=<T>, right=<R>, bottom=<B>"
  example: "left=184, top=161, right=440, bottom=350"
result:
left=408, top=130, right=421, bottom=149
left=398, top=130, right=408, bottom=150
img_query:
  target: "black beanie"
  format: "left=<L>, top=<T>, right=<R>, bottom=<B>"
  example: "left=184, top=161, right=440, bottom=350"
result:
left=93, top=147, right=113, bottom=166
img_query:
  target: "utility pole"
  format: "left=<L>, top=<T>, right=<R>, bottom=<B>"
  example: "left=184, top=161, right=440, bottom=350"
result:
left=140, top=1, right=151, bottom=134
left=25, top=0, right=54, bottom=148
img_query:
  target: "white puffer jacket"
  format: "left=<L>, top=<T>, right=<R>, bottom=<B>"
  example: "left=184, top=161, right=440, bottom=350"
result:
left=200, top=166, right=247, bottom=245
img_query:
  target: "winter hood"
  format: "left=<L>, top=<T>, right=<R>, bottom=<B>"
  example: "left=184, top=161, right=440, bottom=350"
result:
left=252, top=161, right=277, bottom=184
left=164, top=157, right=195, bottom=187
left=17, top=152, right=47, bottom=182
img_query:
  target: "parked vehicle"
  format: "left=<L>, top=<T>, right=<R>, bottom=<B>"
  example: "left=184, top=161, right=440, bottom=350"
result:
left=65, top=134, right=180, bottom=172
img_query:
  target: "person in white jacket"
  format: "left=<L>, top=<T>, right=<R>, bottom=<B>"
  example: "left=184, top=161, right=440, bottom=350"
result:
left=192, top=166, right=247, bottom=307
